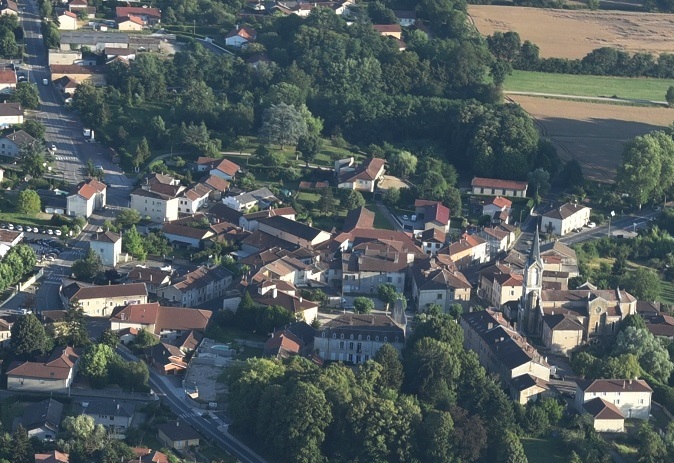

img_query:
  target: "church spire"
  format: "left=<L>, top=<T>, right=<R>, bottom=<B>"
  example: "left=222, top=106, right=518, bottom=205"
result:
left=529, top=226, right=541, bottom=266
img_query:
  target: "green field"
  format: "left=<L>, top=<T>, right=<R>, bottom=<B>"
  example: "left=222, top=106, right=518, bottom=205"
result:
left=521, top=437, right=569, bottom=463
left=504, top=70, right=674, bottom=102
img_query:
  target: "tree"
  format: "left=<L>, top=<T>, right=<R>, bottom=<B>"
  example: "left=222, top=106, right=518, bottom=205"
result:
left=407, top=313, right=464, bottom=353
left=41, top=21, right=59, bottom=49
left=133, top=137, right=150, bottom=168
left=17, top=190, right=41, bottom=214
left=98, top=329, right=118, bottom=348
left=373, top=344, right=404, bottom=390
left=114, top=208, right=141, bottom=229
left=132, top=328, right=159, bottom=350
left=353, top=297, right=374, bottom=314
left=61, top=299, right=89, bottom=347
left=22, top=120, right=45, bottom=140
left=415, top=410, right=453, bottom=463
left=616, top=132, right=674, bottom=209
left=491, top=59, right=513, bottom=86
left=498, top=431, right=528, bottom=463
left=122, top=225, right=147, bottom=261
left=79, top=343, right=117, bottom=388
left=377, top=283, right=399, bottom=311
left=527, top=168, right=551, bottom=196
left=667, top=86, right=674, bottom=108
left=10, top=313, right=51, bottom=360
left=561, top=159, right=585, bottom=188
left=9, top=82, right=39, bottom=109
left=389, top=150, right=418, bottom=179
left=73, top=82, right=108, bottom=127
left=403, top=337, right=461, bottom=404
left=12, top=425, right=31, bottom=463
left=20, top=142, right=47, bottom=179
left=613, top=326, right=674, bottom=382
left=72, top=249, right=102, bottom=282
left=296, top=133, right=322, bottom=165
left=624, top=268, right=662, bottom=301
left=344, top=190, right=365, bottom=210
left=259, top=103, right=308, bottom=149
left=318, top=187, right=335, bottom=215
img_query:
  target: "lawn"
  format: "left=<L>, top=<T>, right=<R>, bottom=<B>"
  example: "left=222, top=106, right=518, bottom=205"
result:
left=658, top=279, right=674, bottom=305
left=206, top=324, right=267, bottom=344
left=365, top=204, right=394, bottom=230
left=521, top=437, right=569, bottom=463
left=0, top=211, right=53, bottom=228
left=504, top=70, right=674, bottom=102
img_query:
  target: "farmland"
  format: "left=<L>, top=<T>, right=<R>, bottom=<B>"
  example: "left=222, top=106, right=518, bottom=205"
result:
left=504, top=70, right=674, bottom=102
left=468, top=6, right=674, bottom=59
left=509, top=95, right=674, bottom=181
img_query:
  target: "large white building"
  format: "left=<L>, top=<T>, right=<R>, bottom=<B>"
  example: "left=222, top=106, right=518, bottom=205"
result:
left=66, top=178, right=106, bottom=218
left=130, top=175, right=185, bottom=223
left=541, top=202, right=592, bottom=236
left=574, top=379, right=653, bottom=432
left=90, top=231, right=121, bottom=267
left=314, top=314, right=404, bottom=364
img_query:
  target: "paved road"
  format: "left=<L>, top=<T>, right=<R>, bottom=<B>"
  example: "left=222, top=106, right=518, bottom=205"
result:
left=117, top=347, right=270, bottom=463
left=505, top=90, right=668, bottom=107
left=21, top=0, right=133, bottom=206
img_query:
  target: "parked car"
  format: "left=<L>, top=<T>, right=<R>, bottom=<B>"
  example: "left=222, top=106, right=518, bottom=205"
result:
left=16, top=225, right=23, bottom=231
left=25, top=226, right=32, bottom=232
left=402, top=215, right=409, bottom=220
left=8, top=224, right=14, bottom=230
left=587, top=222, right=596, bottom=228
left=50, top=144, right=56, bottom=152
left=47, top=229, right=53, bottom=235
left=55, top=230, right=62, bottom=236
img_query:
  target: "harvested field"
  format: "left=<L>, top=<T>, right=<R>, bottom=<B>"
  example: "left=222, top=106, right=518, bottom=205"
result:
left=469, top=6, right=674, bottom=59
left=509, top=95, right=674, bottom=181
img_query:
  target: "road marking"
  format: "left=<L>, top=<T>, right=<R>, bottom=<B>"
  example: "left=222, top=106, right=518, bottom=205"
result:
left=55, top=155, right=78, bottom=161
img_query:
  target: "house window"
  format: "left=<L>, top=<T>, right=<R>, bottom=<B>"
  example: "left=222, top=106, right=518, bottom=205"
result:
left=356, top=355, right=361, bottom=363
left=357, top=342, right=362, bottom=351
left=365, top=355, right=369, bottom=361
left=615, top=400, right=620, bottom=405
left=349, top=342, right=354, bottom=350
left=387, top=277, right=392, bottom=283
left=384, top=336, right=388, bottom=342
left=340, top=334, right=344, bottom=339
left=348, top=354, right=353, bottom=362
left=437, top=293, right=443, bottom=300
left=339, top=341, right=344, bottom=349
left=640, top=399, right=644, bottom=404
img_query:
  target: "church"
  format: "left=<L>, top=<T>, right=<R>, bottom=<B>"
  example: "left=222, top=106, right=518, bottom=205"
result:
left=518, top=229, right=637, bottom=355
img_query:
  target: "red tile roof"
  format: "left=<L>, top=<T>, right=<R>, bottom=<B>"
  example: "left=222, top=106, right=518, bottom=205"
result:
left=471, top=177, right=528, bottom=191
left=0, top=69, right=16, bottom=85
left=490, top=196, right=512, bottom=208
left=225, top=26, right=256, bottom=40
left=7, top=347, right=78, bottom=380
left=213, top=158, right=241, bottom=176
left=63, top=11, right=77, bottom=18
left=116, top=6, right=161, bottom=19
left=373, top=24, right=402, bottom=33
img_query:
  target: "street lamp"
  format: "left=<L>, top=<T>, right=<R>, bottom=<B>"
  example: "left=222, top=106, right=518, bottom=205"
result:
left=608, top=210, right=615, bottom=238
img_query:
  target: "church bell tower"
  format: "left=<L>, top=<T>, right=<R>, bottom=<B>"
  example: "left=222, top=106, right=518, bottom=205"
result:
left=519, top=226, right=544, bottom=334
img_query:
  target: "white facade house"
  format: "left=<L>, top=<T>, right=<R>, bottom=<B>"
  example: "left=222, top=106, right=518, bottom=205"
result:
left=209, top=158, right=240, bottom=180
left=156, top=266, right=232, bottom=307
left=0, top=129, right=35, bottom=157
left=471, top=177, right=528, bottom=198
left=60, top=282, right=148, bottom=317
left=223, top=187, right=279, bottom=212
left=542, top=203, right=592, bottom=236
left=574, top=379, right=653, bottom=421
left=82, top=399, right=134, bottom=438
left=179, top=183, right=211, bottom=214
left=224, top=26, right=256, bottom=48
left=57, top=11, right=78, bottom=30
left=314, top=314, right=405, bottom=364
left=6, top=347, right=79, bottom=393
left=130, top=177, right=185, bottom=223
left=90, top=231, right=122, bottom=267
left=66, top=178, right=106, bottom=218
left=0, top=102, right=23, bottom=126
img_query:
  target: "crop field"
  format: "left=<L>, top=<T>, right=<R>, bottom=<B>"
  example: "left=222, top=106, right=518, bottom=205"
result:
left=509, top=95, right=674, bottom=181
left=504, top=70, right=674, bottom=102
left=469, top=6, right=674, bottom=59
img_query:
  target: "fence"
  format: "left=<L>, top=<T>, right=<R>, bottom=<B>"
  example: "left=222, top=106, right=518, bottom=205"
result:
left=17, top=268, right=44, bottom=291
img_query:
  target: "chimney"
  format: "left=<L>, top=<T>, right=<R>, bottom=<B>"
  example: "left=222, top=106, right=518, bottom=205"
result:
left=176, top=421, right=180, bottom=427
left=272, top=287, right=277, bottom=298
left=487, top=322, right=493, bottom=330
left=299, top=296, right=302, bottom=302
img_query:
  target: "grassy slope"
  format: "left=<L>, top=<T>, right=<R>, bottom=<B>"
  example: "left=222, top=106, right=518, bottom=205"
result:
left=504, top=70, right=674, bottom=101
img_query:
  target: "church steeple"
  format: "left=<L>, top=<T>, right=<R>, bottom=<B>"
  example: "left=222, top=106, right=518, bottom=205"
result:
left=519, top=226, right=544, bottom=335
left=528, top=226, right=541, bottom=267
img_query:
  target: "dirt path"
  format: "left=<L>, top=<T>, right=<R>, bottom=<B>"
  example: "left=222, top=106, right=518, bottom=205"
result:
left=505, top=90, right=668, bottom=107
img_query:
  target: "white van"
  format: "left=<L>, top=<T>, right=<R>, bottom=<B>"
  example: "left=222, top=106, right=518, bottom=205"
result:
left=42, top=78, right=48, bottom=85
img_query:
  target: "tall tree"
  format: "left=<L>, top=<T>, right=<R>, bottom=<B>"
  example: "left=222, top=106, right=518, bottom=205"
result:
left=21, top=120, right=45, bottom=140
left=373, top=343, right=404, bottom=390
left=20, top=142, right=47, bottom=179
left=318, top=187, right=335, bottom=215
left=9, top=82, right=39, bottom=109
left=377, top=283, right=399, bottom=312
left=667, top=86, right=674, bottom=108
left=17, top=190, right=41, bottom=214
left=10, top=313, right=51, bottom=360
left=296, top=133, right=323, bottom=165
left=79, top=343, right=117, bottom=388
left=72, top=249, right=102, bottom=282
left=388, top=150, right=418, bottom=179
left=259, top=103, right=308, bottom=149
left=122, top=225, right=146, bottom=260
left=61, top=299, right=89, bottom=347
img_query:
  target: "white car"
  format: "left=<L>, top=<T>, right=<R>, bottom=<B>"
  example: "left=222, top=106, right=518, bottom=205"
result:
left=16, top=225, right=23, bottom=231
left=587, top=222, right=596, bottom=228
left=25, top=226, right=32, bottom=232
left=47, top=229, right=53, bottom=235
left=55, top=230, right=62, bottom=236
left=8, top=224, right=14, bottom=230
left=402, top=215, right=409, bottom=220
left=50, top=144, right=56, bottom=152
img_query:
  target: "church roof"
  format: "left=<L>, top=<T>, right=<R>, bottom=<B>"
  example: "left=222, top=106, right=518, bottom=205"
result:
left=528, top=226, right=541, bottom=267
